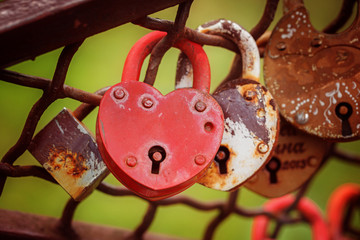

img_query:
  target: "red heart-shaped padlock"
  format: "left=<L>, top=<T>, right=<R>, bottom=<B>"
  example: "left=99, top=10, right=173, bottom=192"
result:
left=96, top=31, right=224, bottom=200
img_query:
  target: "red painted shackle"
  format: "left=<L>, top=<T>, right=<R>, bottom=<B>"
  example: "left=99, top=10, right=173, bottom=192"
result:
left=121, top=31, right=211, bottom=93
left=327, top=183, right=360, bottom=239
left=252, top=195, right=330, bottom=240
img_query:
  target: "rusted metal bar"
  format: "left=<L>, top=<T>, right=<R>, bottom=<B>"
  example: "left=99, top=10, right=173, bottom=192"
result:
left=0, top=162, right=56, bottom=183
left=96, top=182, right=136, bottom=197
left=0, top=0, right=187, bottom=68
left=0, top=69, right=102, bottom=105
left=133, top=17, right=240, bottom=54
left=58, top=198, right=82, bottom=238
left=144, top=0, right=193, bottom=86
left=203, top=190, right=238, bottom=240
left=332, top=147, right=360, bottom=165
left=250, top=0, right=279, bottom=40
left=130, top=203, right=159, bottom=240
left=0, top=208, right=186, bottom=240
left=156, top=196, right=223, bottom=211
left=72, top=87, right=110, bottom=120
left=0, top=42, right=82, bottom=196
left=323, top=0, right=357, bottom=34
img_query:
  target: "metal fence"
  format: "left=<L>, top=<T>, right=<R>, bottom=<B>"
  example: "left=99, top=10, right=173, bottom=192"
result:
left=0, top=0, right=359, bottom=239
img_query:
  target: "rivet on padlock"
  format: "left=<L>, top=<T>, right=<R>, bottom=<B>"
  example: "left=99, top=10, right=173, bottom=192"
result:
left=245, top=117, right=331, bottom=198
left=264, top=0, right=360, bottom=141
left=96, top=31, right=224, bottom=201
left=28, top=108, right=109, bottom=201
left=176, top=19, right=279, bottom=191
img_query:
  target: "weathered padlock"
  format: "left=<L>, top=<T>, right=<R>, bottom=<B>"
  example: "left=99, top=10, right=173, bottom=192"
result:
left=244, top=117, right=330, bottom=198
left=28, top=108, right=109, bottom=201
left=96, top=31, right=224, bottom=201
left=176, top=19, right=279, bottom=191
left=264, top=0, right=360, bottom=141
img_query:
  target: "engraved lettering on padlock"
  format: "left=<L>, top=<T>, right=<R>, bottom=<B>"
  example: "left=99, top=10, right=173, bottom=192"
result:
left=335, top=102, right=353, bottom=136
left=275, top=142, right=306, bottom=154
left=214, top=146, right=230, bottom=174
left=148, top=146, right=166, bottom=174
left=266, top=157, right=281, bottom=184
left=245, top=118, right=329, bottom=198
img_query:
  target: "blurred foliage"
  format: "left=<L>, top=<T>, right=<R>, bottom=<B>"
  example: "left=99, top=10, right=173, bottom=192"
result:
left=0, top=0, right=359, bottom=239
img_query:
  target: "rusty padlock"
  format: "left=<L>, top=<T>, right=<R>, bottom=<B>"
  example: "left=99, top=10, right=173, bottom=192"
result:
left=245, top=117, right=331, bottom=198
left=96, top=31, right=224, bottom=201
left=28, top=108, right=109, bottom=201
left=264, top=0, right=360, bottom=141
left=176, top=19, right=279, bottom=191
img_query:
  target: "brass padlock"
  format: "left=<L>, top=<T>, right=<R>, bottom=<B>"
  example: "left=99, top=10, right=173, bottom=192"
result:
left=28, top=108, right=109, bottom=201
left=245, top=117, right=331, bottom=198
left=264, top=0, right=360, bottom=141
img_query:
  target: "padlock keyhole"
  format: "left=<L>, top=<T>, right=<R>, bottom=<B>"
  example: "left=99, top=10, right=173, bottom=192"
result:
left=335, top=102, right=353, bottom=137
left=148, top=146, right=166, bottom=174
left=265, top=157, right=281, bottom=184
left=214, top=146, right=230, bottom=174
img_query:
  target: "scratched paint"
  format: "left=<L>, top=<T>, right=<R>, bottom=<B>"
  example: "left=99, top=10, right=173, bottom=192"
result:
left=198, top=19, right=260, bottom=81
left=197, top=81, right=279, bottom=191
left=176, top=19, right=279, bottom=191
left=28, top=108, right=109, bottom=201
left=176, top=19, right=260, bottom=89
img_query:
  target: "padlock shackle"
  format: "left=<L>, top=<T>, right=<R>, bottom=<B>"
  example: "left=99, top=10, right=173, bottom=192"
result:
left=252, top=195, right=330, bottom=240
left=327, top=183, right=360, bottom=239
left=122, top=31, right=211, bottom=93
left=197, top=19, right=260, bottom=82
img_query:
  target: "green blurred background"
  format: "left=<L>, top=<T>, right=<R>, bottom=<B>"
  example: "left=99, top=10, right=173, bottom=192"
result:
left=0, top=0, right=359, bottom=239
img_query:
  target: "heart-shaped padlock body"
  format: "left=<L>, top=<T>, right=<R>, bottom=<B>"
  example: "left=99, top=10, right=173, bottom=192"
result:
left=97, top=82, right=223, bottom=200
left=264, top=4, right=360, bottom=141
left=197, top=79, right=279, bottom=191
left=245, top=117, right=330, bottom=198
left=96, top=31, right=224, bottom=200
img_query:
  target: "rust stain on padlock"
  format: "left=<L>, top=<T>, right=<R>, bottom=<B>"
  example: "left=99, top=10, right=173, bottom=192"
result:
left=46, top=147, right=89, bottom=177
left=29, top=108, right=109, bottom=201
left=264, top=4, right=360, bottom=141
left=198, top=79, right=279, bottom=191
left=198, top=143, right=237, bottom=190
left=245, top=117, right=331, bottom=198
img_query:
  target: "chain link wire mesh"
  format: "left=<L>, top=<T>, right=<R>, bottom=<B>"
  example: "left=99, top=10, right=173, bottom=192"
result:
left=0, top=0, right=359, bottom=239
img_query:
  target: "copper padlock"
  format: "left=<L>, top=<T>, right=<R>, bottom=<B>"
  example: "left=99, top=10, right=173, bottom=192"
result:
left=28, top=108, right=109, bottom=201
left=245, top=117, right=331, bottom=198
left=264, top=0, right=360, bottom=141
left=176, top=19, right=279, bottom=191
